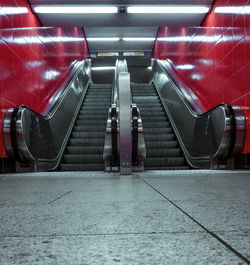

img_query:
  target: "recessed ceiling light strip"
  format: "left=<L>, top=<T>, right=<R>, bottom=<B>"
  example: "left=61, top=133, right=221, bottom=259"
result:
left=127, top=6, right=210, bottom=14
left=33, top=6, right=118, bottom=14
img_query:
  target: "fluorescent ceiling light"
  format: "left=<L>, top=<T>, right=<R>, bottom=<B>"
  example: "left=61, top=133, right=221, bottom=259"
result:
left=215, top=6, right=250, bottom=14
left=92, top=67, right=115, bottom=71
left=87, top=38, right=120, bottom=41
left=127, top=6, right=210, bottom=14
left=123, top=37, right=155, bottom=41
left=34, top=6, right=118, bottom=14
left=0, top=7, right=29, bottom=15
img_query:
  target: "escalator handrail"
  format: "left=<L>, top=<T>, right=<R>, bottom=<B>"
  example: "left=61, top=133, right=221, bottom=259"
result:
left=113, top=59, right=128, bottom=105
left=3, top=60, right=91, bottom=170
left=132, top=105, right=138, bottom=165
left=152, top=59, right=246, bottom=168
left=111, top=106, right=118, bottom=165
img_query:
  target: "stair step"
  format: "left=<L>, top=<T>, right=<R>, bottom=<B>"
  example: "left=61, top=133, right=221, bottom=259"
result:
left=143, top=121, right=170, bottom=128
left=144, top=127, right=172, bottom=134
left=79, top=110, right=109, bottom=115
left=145, top=134, right=175, bottom=141
left=81, top=107, right=109, bottom=111
left=63, top=154, right=103, bottom=164
left=142, top=116, right=168, bottom=122
left=60, top=163, right=104, bottom=171
left=77, top=115, right=107, bottom=120
left=146, top=141, right=178, bottom=149
left=146, top=148, right=181, bottom=158
left=71, top=132, right=105, bottom=139
left=146, top=166, right=189, bottom=170
left=69, top=138, right=104, bottom=146
left=66, top=146, right=104, bottom=154
left=73, top=125, right=106, bottom=132
left=76, top=120, right=106, bottom=126
left=145, top=157, right=185, bottom=167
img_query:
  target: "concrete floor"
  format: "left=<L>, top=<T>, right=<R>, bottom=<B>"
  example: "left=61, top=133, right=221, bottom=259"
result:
left=0, top=170, right=249, bottom=264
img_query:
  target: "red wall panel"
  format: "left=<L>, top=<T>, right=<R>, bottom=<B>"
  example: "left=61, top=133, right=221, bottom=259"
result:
left=153, top=0, right=250, bottom=154
left=0, top=1, right=89, bottom=157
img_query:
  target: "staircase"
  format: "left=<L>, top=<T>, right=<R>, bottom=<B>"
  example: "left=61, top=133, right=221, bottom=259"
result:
left=60, top=84, right=112, bottom=171
left=131, top=83, right=188, bottom=170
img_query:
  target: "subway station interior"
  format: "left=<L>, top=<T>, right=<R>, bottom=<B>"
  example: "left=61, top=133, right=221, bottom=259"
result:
left=0, top=0, right=250, bottom=264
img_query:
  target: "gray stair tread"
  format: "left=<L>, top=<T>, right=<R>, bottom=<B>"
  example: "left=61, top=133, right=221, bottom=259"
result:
left=60, top=83, right=112, bottom=172
left=132, top=82, right=187, bottom=170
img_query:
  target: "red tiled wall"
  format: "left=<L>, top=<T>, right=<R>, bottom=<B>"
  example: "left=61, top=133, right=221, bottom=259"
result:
left=0, top=1, right=89, bottom=157
left=153, top=0, right=250, bottom=153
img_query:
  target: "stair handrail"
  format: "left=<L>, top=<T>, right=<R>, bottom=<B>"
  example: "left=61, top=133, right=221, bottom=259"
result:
left=151, top=59, right=246, bottom=168
left=3, top=60, right=91, bottom=171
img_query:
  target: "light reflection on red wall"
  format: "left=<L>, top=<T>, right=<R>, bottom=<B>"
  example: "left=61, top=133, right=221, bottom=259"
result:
left=0, top=1, right=89, bottom=157
left=153, top=0, right=250, bottom=154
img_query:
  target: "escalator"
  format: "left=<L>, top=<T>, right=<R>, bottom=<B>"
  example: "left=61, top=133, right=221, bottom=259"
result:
left=60, top=84, right=112, bottom=171
left=1, top=59, right=246, bottom=173
left=131, top=83, right=188, bottom=170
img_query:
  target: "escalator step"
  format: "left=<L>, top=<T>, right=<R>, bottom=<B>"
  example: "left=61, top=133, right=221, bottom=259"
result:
left=146, top=166, right=189, bottom=170
left=145, top=157, right=185, bottom=167
left=142, top=116, right=168, bottom=122
left=140, top=110, right=165, bottom=115
left=145, top=134, right=175, bottom=141
left=146, top=148, right=181, bottom=158
left=81, top=107, right=109, bottom=111
left=143, top=127, right=172, bottom=134
left=66, top=146, right=104, bottom=154
left=73, top=126, right=106, bottom=132
left=143, top=121, right=170, bottom=128
left=71, top=132, right=105, bottom=139
left=69, top=138, right=104, bottom=146
left=63, top=154, right=103, bottom=164
left=78, top=115, right=107, bottom=120
left=60, top=163, right=104, bottom=171
left=146, top=141, right=178, bottom=149
left=79, top=110, right=109, bottom=115
left=138, top=107, right=163, bottom=112
left=76, top=120, right=106, bottom=126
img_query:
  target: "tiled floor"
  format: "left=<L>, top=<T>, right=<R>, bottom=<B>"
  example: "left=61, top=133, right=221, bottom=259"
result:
left=0, top=170, right=249, bottom=264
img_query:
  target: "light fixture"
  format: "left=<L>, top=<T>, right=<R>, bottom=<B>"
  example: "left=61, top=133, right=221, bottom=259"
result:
left=92, top=67, right=116, bottom=71
left=87, top=38, right=120, bottom=41
left=0, top=7, right=29, bottom=15
left=33, top=6, right=118, bottom=14
left=127, top=5, right=210, bottom=14
left=123, top=37, right=155, bottom=41
left=176, top=64, right=195, bottom=70
left=214, top=6, right=250, bottom=14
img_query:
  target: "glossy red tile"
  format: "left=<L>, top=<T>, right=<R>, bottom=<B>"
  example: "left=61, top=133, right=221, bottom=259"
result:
left=0, top=1, right=89, bottom=157
left=153, top=0, right=250, bottom=153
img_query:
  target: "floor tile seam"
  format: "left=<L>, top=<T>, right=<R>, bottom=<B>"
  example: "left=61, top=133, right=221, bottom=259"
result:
left=139, top=176, right=250, bottom=265
left=0, top=231, right=209, bottom=239
left=0, top=230, right=246, bottom=239
left=0, top=199, right=168, bottom=206
left=171, top=198, right=250, bottom=204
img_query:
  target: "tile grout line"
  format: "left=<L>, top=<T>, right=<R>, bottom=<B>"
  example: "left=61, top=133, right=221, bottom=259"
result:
left=139, top=176, right=250, bottom=265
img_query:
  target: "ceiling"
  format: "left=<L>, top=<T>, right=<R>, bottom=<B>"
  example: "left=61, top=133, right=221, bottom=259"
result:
left=30, top=0, right=214, bottom=65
